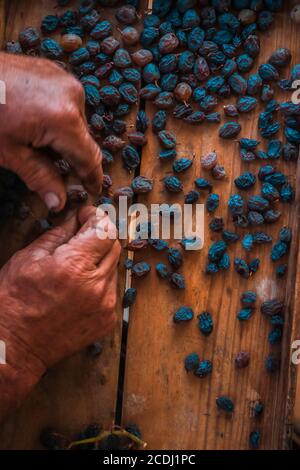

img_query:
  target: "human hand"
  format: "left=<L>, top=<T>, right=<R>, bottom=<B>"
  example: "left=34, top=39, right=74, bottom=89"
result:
left=0, top=52, right=103, bottom=211
left=0, top=206, right=120, bottom=418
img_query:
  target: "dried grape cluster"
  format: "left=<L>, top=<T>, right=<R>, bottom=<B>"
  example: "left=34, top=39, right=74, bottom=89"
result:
left=40, top=422, right=144, bottom=450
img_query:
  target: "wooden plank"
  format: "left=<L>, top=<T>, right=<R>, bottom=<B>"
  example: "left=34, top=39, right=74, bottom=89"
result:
left=0, top=0, right=144, bottom=449
left=123, top=3, right=300, bottom=449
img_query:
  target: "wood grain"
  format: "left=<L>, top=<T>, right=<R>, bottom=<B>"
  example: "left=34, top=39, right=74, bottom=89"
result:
left=0, top=0, right=144, bottom=449
left=122, top=3, right=300, bottom=450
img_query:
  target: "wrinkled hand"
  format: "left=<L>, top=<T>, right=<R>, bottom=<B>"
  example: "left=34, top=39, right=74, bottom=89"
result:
left=0, top=206, right=120, bottom=418
left=0, top=52, right=102, bottom=211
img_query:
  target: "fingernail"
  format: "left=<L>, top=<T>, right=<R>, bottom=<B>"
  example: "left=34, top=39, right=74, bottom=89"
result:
left=44, top=192, right=60, bottom=210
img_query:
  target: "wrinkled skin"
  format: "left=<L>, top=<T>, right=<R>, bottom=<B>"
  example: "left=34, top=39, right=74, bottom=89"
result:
left=0, top=52, right=103, bottom=211
left=0, top=206, right=120, bottom=419
left=0, top=54, right=119, bottom=421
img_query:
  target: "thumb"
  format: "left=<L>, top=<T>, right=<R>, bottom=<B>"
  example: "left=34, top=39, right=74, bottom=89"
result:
left=12, top=147, right=67, bottom=212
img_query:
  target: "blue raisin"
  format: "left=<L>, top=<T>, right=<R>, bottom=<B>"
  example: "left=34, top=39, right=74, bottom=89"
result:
left=219, top=122, right=241, bottom=139
left=265, top=355, right=279, bottom=373
left=242, top=234, right=254, bottom=252
left=241, top=291, right=257, bottom=307
left=237, top=308, right=254, bottom=321
left=184, top=353, right=200, bottom=372
left=194, top=360, right=213, bottom=378
left=173, top=306, right=194, bottom=323
left=250, top=431, right=261, bottom=450
left=198, top=312, right=214, bottom=336
left=216, top=396, right=234, bottom=412
left=235, top=171, right=256, bottom=190
left=222, top=230, right=240, bottom=243
left=185, top=190, right=200, bottom=204
left=169, top=272, right=186, bottom=289
left=206, top=193, right=220, bottom=213
left=132, top=262, right=151, bottom=278
left=173, top=158, right=193, bottom=173
left=234, top=258, right=250, bottom=278
left=164, top=176, right=183, bottom=192
left=168, top=248, right=183, bottom=269
left=122, top=288, right=137, bottom=308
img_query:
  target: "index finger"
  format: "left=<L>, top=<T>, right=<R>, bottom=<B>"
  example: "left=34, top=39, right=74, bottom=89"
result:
left=50, top=113, right=103, bottom=195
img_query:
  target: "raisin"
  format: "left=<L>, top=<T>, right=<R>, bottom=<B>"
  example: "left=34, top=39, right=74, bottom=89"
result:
left=239, top=138, right=260, bottom=150
left=193, top=56, right=210, bottom=81
left=261, top=183, right=279, bottom=202
left=119, top=83, right=138, bottom=104
left=19, top=27, right=40, bottom=49
left=169, top=273, right=186, bottom=289
left=90, top=21, right=112, bottom=40
left=228, top=194, right=245, bottom=216
left=156, top=263, right=169, bottom=280
left=150, top=239, right=168, bottom=252
left=235, top=351, right=250, bottom=369
left=121, top=27, right=139, bottom=46
left=224, top=104, right=239, bottom=117
left=115, top=5, right=137, bottom=25
left=158, top=130, right=176, bottom=149
left=158, top=33, right=179, bottom=54
left=237, top=308, right=254, bottom=321
left=132, top=262, right=151, bottom=278
left=173, top=306, right=194, bottom=323
left=185, top=190, right=200, bottom=204
left=136, top=110, right=149, bottom=133
left=249, top=430, right=261, bottom=450
left=173, top=158, right=193, bottom=173
left=241, top=291, right=257, bottom=307
left=236, top=96, right=257, bottom=113
left=128, top=132, right=148, bottom=147
left=184, top=353, right=200, bottom=372
left=234, top=258, right=250, bottom=278
left=206, top=193, right=220, bottom=213
left=222, top=230, right=240, bottom=244
left=159, top=149, right=177, bottom=160
left=164, top=176, right=183, bottom=193
left=209, top=217, right=224, bottom=233
left=103, top=135, right=126, bottom=153
left=228, top=73, right=247, bottom=95
left=216, top=396, right=234, bottom=412
left=259, top=63, right=279, bottom=81
left=154, top=92, right=174, bottom=109
left=268, top=47, right=291, bottom=68
left=168, top=248, right=183, bottom=269
left=265, top=355, right=279, bottom=373
left=219, top=122, right=241, bottom=139
left=132, top=49, right=153, bottom=66
left=113, top=186, right=134, bottom=201
left=235, top=172, right=256, bottom=190
left=244, top=35, right=260, bottom=57
left=41, top=15, right=60, bottom=33
left=268, top=327, right=282, bottom=345
left=194, top=360, right=213, bottom=378
left=152, top=110, right=167, bottom=134
left=123, top=288, right=137, bottom=308
left=212, top=165, right=226, bottom=180
left=242, top=234, right=254, bottom=252
left=198, top=312, right=214, bottom=336
left=261, top=299, right=284, bottom=317
left=175, top=83, right=193, bottom=102
left=201, top=151, right=218, bottom=170
left=69, top=47, right=90, bottom=65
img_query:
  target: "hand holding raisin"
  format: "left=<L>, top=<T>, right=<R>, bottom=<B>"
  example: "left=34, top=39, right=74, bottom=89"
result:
left=0, top=52, right=103, bottom=211
left=0, top=206, right=120, bottom=420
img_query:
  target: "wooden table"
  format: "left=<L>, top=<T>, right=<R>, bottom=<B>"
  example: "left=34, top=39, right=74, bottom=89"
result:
left=0, top=0, right=299, bottom=450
